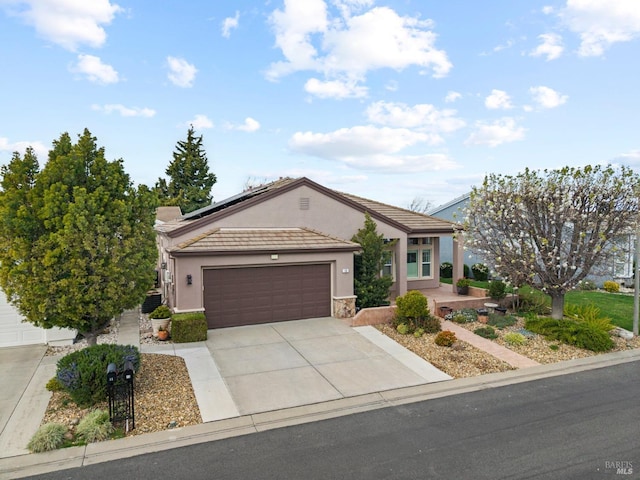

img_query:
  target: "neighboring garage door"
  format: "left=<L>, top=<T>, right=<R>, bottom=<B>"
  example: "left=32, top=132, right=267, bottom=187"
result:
left=203, top=264, right=331, bottom=328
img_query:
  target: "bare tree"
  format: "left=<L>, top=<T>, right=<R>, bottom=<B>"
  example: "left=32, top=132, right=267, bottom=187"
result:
left=408, top=196, right=433, bottom=214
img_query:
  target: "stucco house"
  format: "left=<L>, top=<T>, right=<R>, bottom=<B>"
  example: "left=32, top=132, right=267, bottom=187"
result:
left=155, top=177, right=462, bottom=329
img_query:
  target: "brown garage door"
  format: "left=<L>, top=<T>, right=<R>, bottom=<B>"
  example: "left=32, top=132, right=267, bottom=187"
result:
left=203, top=264, right=331, bottom=328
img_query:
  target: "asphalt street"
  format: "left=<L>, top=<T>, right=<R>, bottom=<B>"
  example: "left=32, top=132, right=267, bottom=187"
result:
left=27, top=361, right=640, bottom=480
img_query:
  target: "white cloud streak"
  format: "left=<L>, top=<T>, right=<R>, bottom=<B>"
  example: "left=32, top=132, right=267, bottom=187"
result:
left=3, top=0, right=122, bottom=51
left=530, top=33, right=564, bottom=60
left=485, top=89, right=513, bottom=110
left=72, top=54, right=119, bottom=84
left=465, top=118, right=526, bottom=147
left=188, top=114, right=214, bottom=130
left=221, top=11, right=239, bottom=38
left=91, top=104, right=155, bottom=117
left=167, top=56, right=197, bottom=88
left=529, top=86, right=568, bottom=109
left=560, top=0, right=640, bottom=56
left=0, top=137, right=48, bottom=158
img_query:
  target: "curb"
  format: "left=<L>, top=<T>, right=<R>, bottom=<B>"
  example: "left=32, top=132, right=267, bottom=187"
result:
left=2, top=348, right=639, bottom=479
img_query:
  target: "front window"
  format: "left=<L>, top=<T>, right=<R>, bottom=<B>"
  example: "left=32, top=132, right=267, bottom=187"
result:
left=421, top=249, right=431, bottom=277
left=382, top=252, right=394, bottom=279
left=407, top=250, right=418, bottom=278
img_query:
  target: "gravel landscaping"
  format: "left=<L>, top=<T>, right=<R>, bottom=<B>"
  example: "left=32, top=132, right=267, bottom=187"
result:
left=39, top=311, right=640, bottom=444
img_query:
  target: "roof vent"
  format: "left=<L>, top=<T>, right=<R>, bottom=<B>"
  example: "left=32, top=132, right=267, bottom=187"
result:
left=299, top=197, right=310, bottom=210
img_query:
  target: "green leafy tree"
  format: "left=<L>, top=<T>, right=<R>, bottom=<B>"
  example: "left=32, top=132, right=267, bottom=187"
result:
left=464, top=165, right=640, bottom=320
left=352, top=213, right=395, bottom=308
left=156, top=126, right=216, bottom=214
left=0, top=129, right=158, bottom=345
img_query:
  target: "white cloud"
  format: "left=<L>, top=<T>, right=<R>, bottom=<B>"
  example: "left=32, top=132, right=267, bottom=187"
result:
left=289, top=125, right=458, bottom=172
left=542, top=6, right=555, bottom=15
left=188, top=114, right=213, bottom=129
left=530, top=33, right=564, bottom=60
left=560, top=0, right=640, bottom=56
left=91, top=104, right=155, bottom=117
left=485, top=89, right=513, bottom=110
left=167, top=56, right=197, bottom=87
left=3, top=0, right=122, bottom=51
left=221, top=11, right=239, bottom=38
left=71, top=54, right=119, bottom=84
left=445, top=91, right=461, bottom=103
left=465, top=117, right=526, bottom=147
left=227, top=117, right=261, bottom=132
left=529, top=86, right=568, bottom=109
left=267, top=2, right=451, bottom=98
left=614, top=150, right=640, bottom=166
left=366, top=101, right=465, bottom=141
left=0, top=137, right=48, bottom=158
left=304, top=77, right=368, bottom=99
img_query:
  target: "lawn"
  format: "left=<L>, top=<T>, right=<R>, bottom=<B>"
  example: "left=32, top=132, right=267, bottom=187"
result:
left=440, top=278, right=636, bottom=331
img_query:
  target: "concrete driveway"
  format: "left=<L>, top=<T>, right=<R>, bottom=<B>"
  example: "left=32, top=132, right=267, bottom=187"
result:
left=199, top=317, right=451, bottom=417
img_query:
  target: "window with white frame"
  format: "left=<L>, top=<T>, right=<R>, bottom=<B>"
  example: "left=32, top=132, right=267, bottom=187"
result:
left=382, top=253, right=394, bottom=279
left=407, top=238, right=433, bottom=279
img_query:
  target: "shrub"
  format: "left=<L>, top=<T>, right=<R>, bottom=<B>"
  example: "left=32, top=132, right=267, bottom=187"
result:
left=464, top=264, right=470, bottom=277
left=394, top=290, right=439, bottom=333
left=516, top=286, right=550, bottom=315
left=76, top=410, right=113, bottom=443
left=456, top=277, right=471, bottom=288
left=435, top=330, right=457, bottom=347
left=471, top=263, right=489, bottom=281
left=474, top=326, right=498, bottom=339
left=603, top=281, right=620, bottom=293
left=504, top=332, right=527, bottom=346
left=487, top=314, right=517, bottom=330
left=27, top=423, right=67, bottom=453
left=451, top=309, right=477, bottom=324
left=397, top=323, right=410, bottom=335
left=413, top=328, right=425, bottom=338
left=440, top=262, right=453, bottom=278
left=488, top=280, right=507, bottom=300
left=564, top=303, right=614, bottom=332
left=524, top=317, right=614, bottom=352
left=549, top=344, right=559, bottom=351
left=56, top=344, right=140, bottom=407
left=578, top=280, right=597, bottom=291
left=149, top=305, right=172, bottom=319
left=171, top=312, right=208, bottom=343
left=46, top=377, right=64, bottom=392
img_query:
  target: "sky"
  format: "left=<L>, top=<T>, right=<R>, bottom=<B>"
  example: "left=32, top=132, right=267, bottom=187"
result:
left=1, top=0, right=639, bottom=210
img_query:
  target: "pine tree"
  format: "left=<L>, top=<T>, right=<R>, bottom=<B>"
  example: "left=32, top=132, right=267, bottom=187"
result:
left=0, top=129, right=158, bottom=344
left=156, top=126, right=217, bottom=213
left=352, top=213, right=395, bottom=308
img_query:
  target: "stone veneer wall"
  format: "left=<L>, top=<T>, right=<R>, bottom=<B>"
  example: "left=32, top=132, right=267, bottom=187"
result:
left=333, top=296, right=357, bottom=319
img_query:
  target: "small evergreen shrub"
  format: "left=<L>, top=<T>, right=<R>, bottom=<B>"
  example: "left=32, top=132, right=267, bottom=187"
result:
left=487, top=314, right=517, bottom=329
left=56, top=344, right=140, bottom=407
left=471, top=263, right=489, bottom=281
left=76, top=410, right=113, bottom=443
left=463, top=264, right=470, bottom=277
left=435, top=330, right=457, bottom=347
left=394, top=290, right=440, bottom=333
left=504, top=332, right=527, bottom=346
left=524, top=317, right=614, bottom=352
left=488, top=280, right=507, bottom=300
left=439, top=262, right=453, bottom=278
left=171, top=312, right=208, bottom=343
left=603, top=281, right=620, bottom=293
left=149, top=304, right=172, bottom=319
left=397, top=323, right=410, bottom=335
left=549, top=344, right=559, bottom=351
left=27, top=423, right=67, bottom=453
left=46, top=377, right=64, bottom=392
left=474, top=326, right=498, bottom=339
left=451, top=309, right=476, bottom=324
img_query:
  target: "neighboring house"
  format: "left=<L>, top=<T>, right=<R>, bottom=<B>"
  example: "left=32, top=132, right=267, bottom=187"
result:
left=429, top=193, right=484, bottom=274
left=429, top=192, right=634, bottom=287
left=0, top=290, right=75, bottom=348
left=155, top=177, right=461, bottom=329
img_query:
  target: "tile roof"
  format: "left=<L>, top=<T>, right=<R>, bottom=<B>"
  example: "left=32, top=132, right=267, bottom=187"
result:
left=171, top=227, right=361, bottom=254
